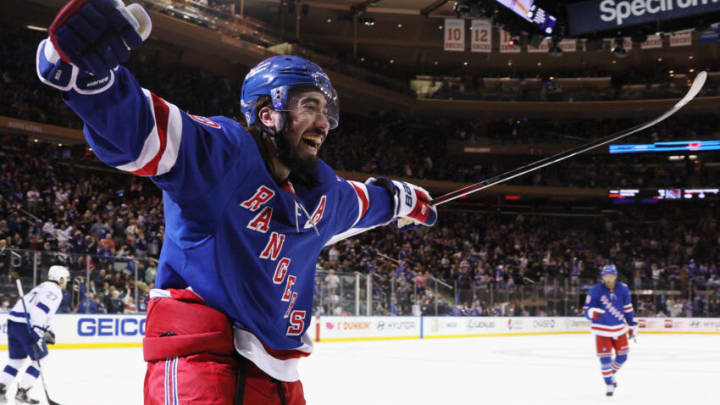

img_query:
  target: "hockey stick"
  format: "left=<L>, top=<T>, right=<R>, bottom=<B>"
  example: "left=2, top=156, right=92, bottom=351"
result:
left=325, top=72, right=707, bottom=245
left=429, top=71, right=708, bottom=207
left=15, top=279, right=63, bottom=405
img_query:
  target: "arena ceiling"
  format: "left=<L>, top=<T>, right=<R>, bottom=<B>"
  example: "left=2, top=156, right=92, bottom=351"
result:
left=8, top=0, right=720, bottom=82
left=242, top=0, right=719, bottom=79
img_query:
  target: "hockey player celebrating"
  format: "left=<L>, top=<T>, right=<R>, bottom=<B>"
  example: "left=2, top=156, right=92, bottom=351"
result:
left=0, top=266, right=69, bottom=404
left=583, top=264, right=638, bottom=397
left=36, top=0, right=437, bottom=403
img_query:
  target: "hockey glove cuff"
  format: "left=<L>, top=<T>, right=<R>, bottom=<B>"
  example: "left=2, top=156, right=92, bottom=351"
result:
left=36, top=38, right=117, bottom=94
left=366, top=177, right=437, bottom=227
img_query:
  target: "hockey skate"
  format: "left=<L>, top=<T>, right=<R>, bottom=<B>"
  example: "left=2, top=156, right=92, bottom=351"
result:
left=15, top=388, right=39, bottom=404
left=605, top=383, right=615, bottom=397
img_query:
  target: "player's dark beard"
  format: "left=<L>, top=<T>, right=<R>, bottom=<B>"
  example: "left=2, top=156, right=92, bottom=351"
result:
left=276, top=128, right=319, bottom=188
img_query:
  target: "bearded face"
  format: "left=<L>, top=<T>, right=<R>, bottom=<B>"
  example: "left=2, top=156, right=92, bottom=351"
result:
left=276, top=90, right=330, bottom=183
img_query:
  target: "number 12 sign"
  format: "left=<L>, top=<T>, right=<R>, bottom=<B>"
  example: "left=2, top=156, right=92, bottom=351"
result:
left=444, top=18, right=465, bottom=52
left=471, top=20, right=491, bottom=53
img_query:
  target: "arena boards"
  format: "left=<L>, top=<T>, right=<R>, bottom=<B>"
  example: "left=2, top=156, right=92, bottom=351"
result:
left=0, top=315, right=716, bottom=349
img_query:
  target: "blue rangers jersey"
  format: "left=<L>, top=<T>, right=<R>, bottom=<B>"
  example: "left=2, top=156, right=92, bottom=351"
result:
left=583, top=282, right=634, bottom=338
left=60, top=66, right=395, bottom=380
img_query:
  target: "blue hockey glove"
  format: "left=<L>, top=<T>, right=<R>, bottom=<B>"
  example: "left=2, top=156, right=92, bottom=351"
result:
left=48, top=0, right=151, bottom=76
left=36, top=38, right=116, bottom=94
left=366, top=177, right=438, bottom=227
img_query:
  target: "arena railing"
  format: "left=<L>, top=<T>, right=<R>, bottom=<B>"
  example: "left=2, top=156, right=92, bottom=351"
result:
left=313, top=270, right=719, bottom=318
left=1, top=248, right=154, bottom=315
left=3, top=250, right=716, bottom=317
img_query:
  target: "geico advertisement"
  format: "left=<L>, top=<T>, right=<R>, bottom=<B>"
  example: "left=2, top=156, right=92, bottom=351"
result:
left=319, top=316, right=419, bottom=339
left=0, top=314, right=146, bottom=344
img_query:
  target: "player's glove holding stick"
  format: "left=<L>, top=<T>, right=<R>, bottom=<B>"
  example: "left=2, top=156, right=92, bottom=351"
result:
left=366, top=177, right=438, bottom=228
left=37, top=0, right=151, bottom=92
left=32, top=326, right=56, bottom=345
left=44, top=330, right=56, bottom=345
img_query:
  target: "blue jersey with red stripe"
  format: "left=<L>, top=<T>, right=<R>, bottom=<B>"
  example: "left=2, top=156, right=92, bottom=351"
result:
left=60, top=67, right=395, bottom=355
left=583, top=282, right=634, bottom=337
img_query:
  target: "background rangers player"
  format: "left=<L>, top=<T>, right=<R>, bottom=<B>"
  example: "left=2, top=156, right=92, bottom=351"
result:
left=583, top=264, right=638, bottom=397
left=0, top=266, right=68, bottom=404
left=36, top=0, right=438, bottom=403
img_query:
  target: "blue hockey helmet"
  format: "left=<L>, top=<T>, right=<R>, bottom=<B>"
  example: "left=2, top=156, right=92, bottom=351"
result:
left=241, top=55, right=339, bottom=130
left=601, top=264, right=617, bottom=276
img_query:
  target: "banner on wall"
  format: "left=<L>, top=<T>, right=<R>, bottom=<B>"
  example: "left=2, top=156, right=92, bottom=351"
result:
left=444, top=18, right=465, bottom=52
left=670, top=29, right=693, bottom=47
left=641, top=34, right=664, bottom=49
left=470, top=19, right=492, bottom=53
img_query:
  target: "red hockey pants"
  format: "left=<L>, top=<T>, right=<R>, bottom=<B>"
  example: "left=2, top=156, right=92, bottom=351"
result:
left=143, top=289, right=305, bottom=405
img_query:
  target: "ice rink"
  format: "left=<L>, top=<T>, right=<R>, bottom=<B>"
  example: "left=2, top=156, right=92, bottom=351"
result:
left=1, top=333, right=718, bottom=404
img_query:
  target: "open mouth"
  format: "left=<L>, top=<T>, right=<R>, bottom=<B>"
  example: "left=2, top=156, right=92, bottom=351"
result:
left=301, top=134, right=323, bottom=150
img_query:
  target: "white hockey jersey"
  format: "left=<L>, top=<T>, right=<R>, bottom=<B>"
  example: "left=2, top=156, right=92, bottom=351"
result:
left=8, top=282, right=63, bottom=334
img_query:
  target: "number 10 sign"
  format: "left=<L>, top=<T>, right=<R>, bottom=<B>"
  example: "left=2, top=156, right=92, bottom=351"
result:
left=444, top=18, right=465, bottom=52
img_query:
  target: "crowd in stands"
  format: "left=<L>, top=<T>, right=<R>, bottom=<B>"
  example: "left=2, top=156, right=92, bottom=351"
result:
left=3, top=23, right=720, bottom=189
left=323, top=112, right=720, bottom=188
left=0, top=134, right=161, bottom=313
left=2, top=132, right=719, bottom=318
left=428, top=67, right=720, bottom=102
left=315, top=207, right=720, bottom=318
left=0, top=25, right=245, bottom=129
left=2, top=22, right=720, bottom=318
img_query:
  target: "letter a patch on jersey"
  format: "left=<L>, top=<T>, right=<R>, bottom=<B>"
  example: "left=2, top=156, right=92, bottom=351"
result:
left=304, top=195, right=326, bottom=229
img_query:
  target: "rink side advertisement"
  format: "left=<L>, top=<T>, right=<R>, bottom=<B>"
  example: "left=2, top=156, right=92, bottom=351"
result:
left=0, top=315, right=717, bottom=348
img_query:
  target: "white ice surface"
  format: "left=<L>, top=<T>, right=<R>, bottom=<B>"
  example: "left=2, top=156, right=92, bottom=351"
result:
left=1, top=334, right=718, bottom=404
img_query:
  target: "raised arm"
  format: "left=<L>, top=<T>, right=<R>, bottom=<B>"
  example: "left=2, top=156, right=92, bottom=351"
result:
left=36, top=0, right=247, bottom=204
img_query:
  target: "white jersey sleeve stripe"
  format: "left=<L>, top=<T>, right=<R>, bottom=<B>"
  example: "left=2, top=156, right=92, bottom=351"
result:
left=115, top=89, right=183, bottom=177
left=115, top=89, right=161, bottom=173
left=347, top=181, right=369, bottom=229
left=156, top=102, right=183, bottom=176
